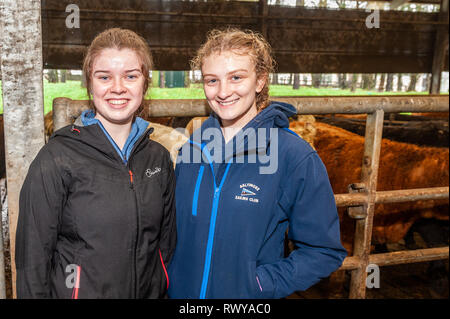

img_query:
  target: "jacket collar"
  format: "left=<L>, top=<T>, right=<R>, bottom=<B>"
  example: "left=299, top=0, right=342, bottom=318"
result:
left=54, top=110, right=150, bottom=164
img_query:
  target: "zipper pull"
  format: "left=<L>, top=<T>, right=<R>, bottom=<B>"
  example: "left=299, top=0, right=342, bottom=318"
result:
left=129, top=170, right=134, bottom=189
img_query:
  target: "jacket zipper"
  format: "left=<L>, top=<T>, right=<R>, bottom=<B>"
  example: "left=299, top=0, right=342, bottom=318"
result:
left=199, top=161, right=232, bottom=299
left=128, top=167, right=139, bottom=298
left=71, top=124, right=152, bottom=298
left=192, top=165, right=205, bottom=216
left=129, top=170, right=134, bottom=185
left=126, top=128, right=152, bottom=298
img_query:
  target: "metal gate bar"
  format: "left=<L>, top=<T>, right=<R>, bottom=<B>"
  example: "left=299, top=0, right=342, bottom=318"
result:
left=50, top=95, right=449, bottom=299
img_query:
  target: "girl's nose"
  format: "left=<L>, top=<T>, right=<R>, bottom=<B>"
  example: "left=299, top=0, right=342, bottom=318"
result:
left=110, top=77, right=126, bottom=94
left=217, top=81, right=232, bottom=99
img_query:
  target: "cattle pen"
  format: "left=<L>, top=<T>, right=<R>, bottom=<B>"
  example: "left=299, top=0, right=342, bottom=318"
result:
left=50, top=95, right=449, bottom=299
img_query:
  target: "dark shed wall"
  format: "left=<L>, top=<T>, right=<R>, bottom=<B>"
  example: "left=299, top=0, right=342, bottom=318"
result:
left=41, top=0, right=449, bottom=72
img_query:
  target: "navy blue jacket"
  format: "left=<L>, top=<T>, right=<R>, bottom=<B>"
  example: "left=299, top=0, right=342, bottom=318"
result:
left=168, top=102, right=347, bottom=299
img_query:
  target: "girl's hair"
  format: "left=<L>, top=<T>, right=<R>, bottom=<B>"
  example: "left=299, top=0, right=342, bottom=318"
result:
left=82, top=28, right=153, bottom=118
left=191, top=28, right=276, bottom=110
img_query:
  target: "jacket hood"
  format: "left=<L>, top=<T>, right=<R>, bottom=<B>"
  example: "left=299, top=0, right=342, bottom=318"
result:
left=188, top=101, right=297, bottom=163
left=252, top=100, right=297, bottom=130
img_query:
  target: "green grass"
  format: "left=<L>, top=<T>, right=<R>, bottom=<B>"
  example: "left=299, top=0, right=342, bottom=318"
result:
left=0, top=80, right=438, bottom=115
left=42, top=80, right=89, bottom=114
left=148, top=86, right=205, bottom=100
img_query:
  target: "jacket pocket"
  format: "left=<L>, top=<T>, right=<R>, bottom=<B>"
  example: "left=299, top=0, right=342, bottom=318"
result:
left=247, top=261, right=264, bottom=298
left=248, top=261, right=275, bottom=299
left=192, top=165, right=205, bottom=216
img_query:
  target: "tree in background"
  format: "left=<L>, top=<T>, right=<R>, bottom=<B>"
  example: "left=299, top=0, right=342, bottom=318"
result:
left=47, top=69, right=58, bottom=83
left=293, top=73, right=300, bottom=89
left=338, top=74, right=348, bottom=89
left=271, top=73, right=279, bottom=85
left=386, top=73, right=394, bottom=91
left=312, top=74, right=322, bottom=88
left=59, top=70, right=67, bottom=83
left=362, top=74, right=376, bottom=90
left=378, top=73, right=386, bottom=92
left=184, top=71, right=190, bottom=88
left=408, top=74, right=418, bottom=92
left=423, top=74, right=431, bottom=91
left=350, top=74, right=358, bottom=92
left=396, top=73, right=403, bottom=92
left=159, top=71, right=165, bottom=89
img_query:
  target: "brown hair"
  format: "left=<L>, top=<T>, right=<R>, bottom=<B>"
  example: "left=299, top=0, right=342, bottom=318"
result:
left=191, top=28, right=275, bottom=110
left=82, top=28, right=153, bottom=118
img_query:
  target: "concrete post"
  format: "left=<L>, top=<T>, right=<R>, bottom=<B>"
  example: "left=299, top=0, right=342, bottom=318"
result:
left=0, top=195, right=5, bottom=299
left=0, top=0, right=45, bottom=298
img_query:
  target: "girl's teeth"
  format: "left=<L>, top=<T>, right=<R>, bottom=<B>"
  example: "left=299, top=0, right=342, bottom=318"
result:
left=219, top=99, right=238, bottom=105
left=109, top=100, right=127, bottom=105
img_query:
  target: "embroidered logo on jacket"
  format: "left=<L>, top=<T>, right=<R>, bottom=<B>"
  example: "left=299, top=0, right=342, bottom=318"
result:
left=146, top=167, right=161, bottom=178
left=235, top=183, right=260, bottom=203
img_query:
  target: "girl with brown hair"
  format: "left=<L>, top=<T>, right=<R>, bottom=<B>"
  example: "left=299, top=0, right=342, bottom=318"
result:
left=16, top=28, right=176, bottom=298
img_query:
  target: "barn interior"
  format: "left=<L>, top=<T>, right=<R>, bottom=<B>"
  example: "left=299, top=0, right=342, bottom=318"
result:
left=0, top=0, right=449, bottom=300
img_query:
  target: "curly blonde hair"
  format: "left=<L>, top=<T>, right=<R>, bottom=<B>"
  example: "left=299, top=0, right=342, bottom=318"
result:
left=191, top=28, right=275, bottom=110
left=82, top=28, right=153, bottom=118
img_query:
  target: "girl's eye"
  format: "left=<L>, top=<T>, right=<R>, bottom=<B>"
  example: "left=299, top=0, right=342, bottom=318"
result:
left=231, top=75, right=242, bottom=81
left=205, top=78, right=217, bottom=85
left=127, top=74, right=138, bottom=80
left=99, top=76, right=109, bottom=81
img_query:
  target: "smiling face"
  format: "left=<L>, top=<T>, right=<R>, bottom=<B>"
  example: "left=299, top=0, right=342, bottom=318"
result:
left=202, top=50, right=266, bottom=129
left=90, top=48, right=145, bottom=127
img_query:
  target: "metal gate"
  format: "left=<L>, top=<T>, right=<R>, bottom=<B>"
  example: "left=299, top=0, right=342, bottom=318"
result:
left=50, top=94, right=450, bottom=299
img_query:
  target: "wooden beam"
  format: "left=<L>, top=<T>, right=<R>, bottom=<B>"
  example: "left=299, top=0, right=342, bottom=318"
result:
left=258, top=0, right=268, bottom=38
left=430, top=0, right=449, bottom=93
left=340, top=247, right=449, bottom=270
left=0, top=0, right=46, bottom=298
left=52, top=95, right=449, bottom=131
left=349, top=110, right=385, bottom=299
